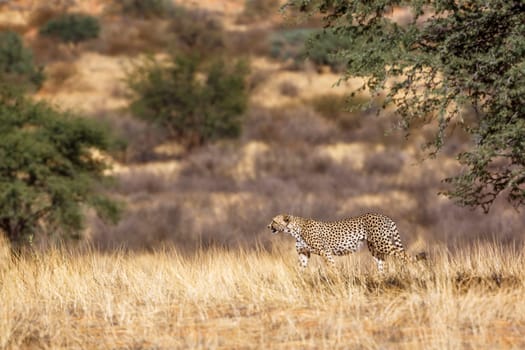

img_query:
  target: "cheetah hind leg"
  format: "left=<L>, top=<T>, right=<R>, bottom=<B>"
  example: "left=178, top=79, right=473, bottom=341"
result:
left=319, top=250, right=336, bottom=269
left=391, top=249, right=412, bottom=264
left=373, top=257, right=385, bottom=272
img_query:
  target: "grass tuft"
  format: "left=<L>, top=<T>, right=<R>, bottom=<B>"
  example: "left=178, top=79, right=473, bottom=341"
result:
left=1, top=242, right=524, bottom=348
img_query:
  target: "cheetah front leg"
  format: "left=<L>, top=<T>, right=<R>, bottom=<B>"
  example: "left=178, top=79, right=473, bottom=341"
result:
left=298, top=252, right=310, bottom=269
left=296, top=241, right=310, bottom=269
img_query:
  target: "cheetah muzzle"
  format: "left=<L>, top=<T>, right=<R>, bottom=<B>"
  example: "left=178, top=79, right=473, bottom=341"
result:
left=267, top=221, right=283, bottom=234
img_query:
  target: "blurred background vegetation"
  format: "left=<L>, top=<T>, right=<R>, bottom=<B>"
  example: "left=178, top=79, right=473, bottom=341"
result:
left=0, top=0, right=523, bottom=255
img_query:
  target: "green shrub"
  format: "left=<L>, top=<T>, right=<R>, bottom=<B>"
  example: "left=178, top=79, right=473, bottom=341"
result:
left=110, top=0, right=173, bottom=18
left=269, top=28, right=315, bottom=64
left=39, top=13, right=100, bottom=44
left=305, top=30, right=352, bottom=71
left=0, top=85, right=120, bottom=256
left=127, top=55, right=249, bottom=148
left=270, top=29, right=351, bottom=71
left=0, top=31, right=44, bottom=91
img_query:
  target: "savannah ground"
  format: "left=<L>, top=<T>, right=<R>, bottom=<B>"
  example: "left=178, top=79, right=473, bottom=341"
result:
left=1, top=242, right=525, bottom=349
left=1, top=0, right=525, bottom=349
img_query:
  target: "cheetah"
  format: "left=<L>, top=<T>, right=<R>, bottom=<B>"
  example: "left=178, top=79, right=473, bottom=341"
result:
left=268, top=213, right=421, bottom=271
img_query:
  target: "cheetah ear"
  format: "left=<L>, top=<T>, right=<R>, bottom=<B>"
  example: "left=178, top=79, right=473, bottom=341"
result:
left=283, top=214, right=290, bottom=223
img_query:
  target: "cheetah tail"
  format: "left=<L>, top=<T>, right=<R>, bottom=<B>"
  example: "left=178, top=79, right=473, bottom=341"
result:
left=393, top=250, right=428, bottom=264
left=391, top=249, right=412, bottom=264
left=414, top=251, right=428, bottom=261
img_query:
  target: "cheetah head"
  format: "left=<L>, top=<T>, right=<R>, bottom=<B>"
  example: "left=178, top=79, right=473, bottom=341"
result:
left=267, top=214, right=292, bottom=235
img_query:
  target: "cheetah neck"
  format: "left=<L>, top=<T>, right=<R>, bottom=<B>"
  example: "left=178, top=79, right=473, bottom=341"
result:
left=284, top=225, right=302, bottom=241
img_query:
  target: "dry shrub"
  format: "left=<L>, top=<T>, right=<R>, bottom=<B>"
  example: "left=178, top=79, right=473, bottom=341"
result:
left=94, top=19, right=171, bottom=55
left=92, top=5, right=225, bottom=56
left=27, top=5, right=67, bottom=28
left=93, top=112, right=167, bottom=163
left=237, top=0, right=281, bottom=23
left=388, top=165, right=525, bottom=245
left=108, top=0, right=174, bottom=19
left=92, top=201, right=182, bottom=251
left=43, top=60, right=78, bottom=92
left=172, top=143, right=242, bottom=193
left=186, top=196, right=275, bottom=249
left=92, top=191, right=268, bottom=251
left=306, top=93, right=406, bottom=145
left=246, top=68, right=272, bottom=92
left=88, top=103, right=524, bottom=254
left=0, top=22, right=26, bottom=34
left=226, top=28, right=269, bottom=56
left=116, top=171, right=172, bottom=196
left=279, top=80, right=299, bottom=97
left=414, top=191, right=525, bottom=246
left=92, top=141, right=351, bottom=251
left=254, top=145, right=332, bottom=180
left=168, top=7, right=225, bottom=56
left=363, top=150, right=405, bottom=175
left=244, top=106, right=338, bottom=145
left=29, top=36, right=76, bottom=63
left=307, top=93, right=362, bottom=130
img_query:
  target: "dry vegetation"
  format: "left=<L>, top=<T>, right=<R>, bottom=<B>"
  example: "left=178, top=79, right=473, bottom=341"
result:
left=91, top=102, right=525, bottom=252
left=1, top=242, right=524, bottom=349
left=2, top=1, right=525, bottom=349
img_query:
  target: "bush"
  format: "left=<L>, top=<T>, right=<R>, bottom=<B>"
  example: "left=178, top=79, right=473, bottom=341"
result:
left=226, top=28, right=270, bottom=57
left=238, top=0, right=280, bottom=23
left=96, top=19, right=171, bottom=56
left=45, top=61, right=78, bottom=92
left=269, top=28, right=315, bottom=66
left=168, top=7, right=225, bottom=56
left=0, top=85, right=120, bottom=256
left=279, top=80, right=299, bottom=97
left=363, top=150, right=405, bottom=175
left=305, top=30, right=352, bottom=71
left=104, top=3, right=224, bottom=55
left=28, top=5, right=67, bottom=28
left=110, top=0, right=174, bottom=18
left=307, top=94, right=364, bottom=131
left=39, top=13, right=100, bottom=44
left=0, top=31, right=44, bottom=91
left=127, top=55, right=249, bottom=148
left=270, top=29, right=352, bottom=71
left=244, top=106, right=337, bottom=145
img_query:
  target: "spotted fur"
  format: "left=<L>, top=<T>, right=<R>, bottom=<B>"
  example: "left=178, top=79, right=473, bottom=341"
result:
left=268, top=213, right=415, bottom=271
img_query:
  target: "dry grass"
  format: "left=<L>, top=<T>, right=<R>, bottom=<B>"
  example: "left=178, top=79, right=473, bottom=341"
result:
left=41, top=61, right=79, bottom=93
left=1, top=242, right=524, bottom=349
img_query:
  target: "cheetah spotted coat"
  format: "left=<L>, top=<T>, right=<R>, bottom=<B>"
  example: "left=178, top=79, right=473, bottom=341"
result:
left=268, top=213, right=413, bottom=271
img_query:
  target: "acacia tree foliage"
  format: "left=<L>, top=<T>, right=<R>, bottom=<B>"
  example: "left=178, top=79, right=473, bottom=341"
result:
left=284, top=0, right=525, bottom=211
left=0, top=86, right=120, bottom=255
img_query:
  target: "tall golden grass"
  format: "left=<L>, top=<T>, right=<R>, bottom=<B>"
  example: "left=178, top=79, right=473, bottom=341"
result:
left=1, top=240, right=524, bottom=349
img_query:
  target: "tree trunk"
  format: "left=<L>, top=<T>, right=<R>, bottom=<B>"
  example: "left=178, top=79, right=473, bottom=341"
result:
left=2, top=225, right=33, bottom=261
